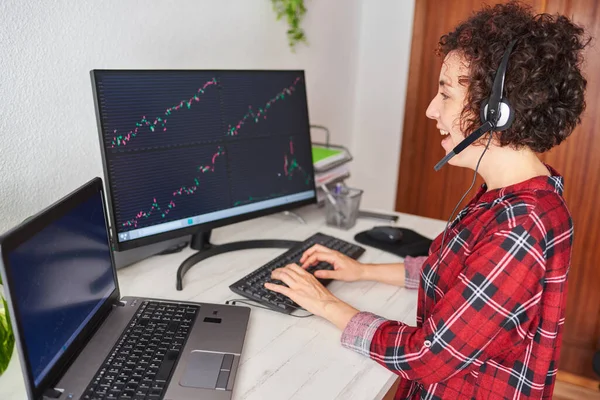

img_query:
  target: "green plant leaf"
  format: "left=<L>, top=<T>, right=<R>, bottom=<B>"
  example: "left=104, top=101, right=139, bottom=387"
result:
left=0, top=297, right=15, bottom=375
left=3, top=297, right=12, bottom=332
left=271, top=0, right=307, bottom=51
left=0, top=319, right=6, bottom=347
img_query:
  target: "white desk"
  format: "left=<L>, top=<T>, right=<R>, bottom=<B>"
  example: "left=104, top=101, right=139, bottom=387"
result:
left=0, top=205, right=446, bottom=400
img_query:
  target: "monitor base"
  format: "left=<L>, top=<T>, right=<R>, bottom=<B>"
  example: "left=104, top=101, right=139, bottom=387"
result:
left=281, top=210, right=306, bottom=225
left=176, top=230, right=301, bottom=290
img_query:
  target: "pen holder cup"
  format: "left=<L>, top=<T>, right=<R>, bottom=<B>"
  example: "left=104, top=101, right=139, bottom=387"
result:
left=325, top=187, right=363, bottom=230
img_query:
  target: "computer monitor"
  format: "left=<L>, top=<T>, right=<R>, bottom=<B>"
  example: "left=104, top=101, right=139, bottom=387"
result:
left=90, top=70, right=316, bottom=285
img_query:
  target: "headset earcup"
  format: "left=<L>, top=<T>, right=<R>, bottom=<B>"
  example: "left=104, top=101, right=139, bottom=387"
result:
left=480, top=98, right=514, bottom=131
left=480, top=98, right=490, bottom=124
left=495, top=99, right=515, bottom=131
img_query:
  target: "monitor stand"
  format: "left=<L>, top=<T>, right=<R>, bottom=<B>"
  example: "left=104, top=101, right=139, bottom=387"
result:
left=176, top=230, right=301, bottom=290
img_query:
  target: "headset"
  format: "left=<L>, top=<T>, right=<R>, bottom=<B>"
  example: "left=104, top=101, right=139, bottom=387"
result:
left=429, top=39, right=518, bottom=300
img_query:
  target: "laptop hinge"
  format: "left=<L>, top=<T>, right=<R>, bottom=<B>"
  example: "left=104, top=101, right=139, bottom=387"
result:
left=113, top=299, right=127, bottom=307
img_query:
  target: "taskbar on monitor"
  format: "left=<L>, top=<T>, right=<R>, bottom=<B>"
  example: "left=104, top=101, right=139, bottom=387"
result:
left=116, top=190, right=315, bottom=243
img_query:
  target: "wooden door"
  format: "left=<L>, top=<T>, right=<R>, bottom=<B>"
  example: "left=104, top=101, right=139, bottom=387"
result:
left=396, top=0, right=600, bottom=380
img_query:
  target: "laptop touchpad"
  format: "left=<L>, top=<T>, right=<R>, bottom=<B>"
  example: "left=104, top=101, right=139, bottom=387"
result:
left=180, top=351, right=229, bottom=389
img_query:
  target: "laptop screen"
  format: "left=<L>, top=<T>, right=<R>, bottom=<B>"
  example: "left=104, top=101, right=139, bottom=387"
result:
left=5, top=191, right=116, bottom=386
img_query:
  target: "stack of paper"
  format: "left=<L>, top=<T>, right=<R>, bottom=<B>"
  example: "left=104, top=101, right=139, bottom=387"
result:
left=311, top=143, right=353, bottom=205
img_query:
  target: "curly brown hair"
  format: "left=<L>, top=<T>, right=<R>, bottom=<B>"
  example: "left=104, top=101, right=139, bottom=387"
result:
left=437, top=1, right=590, bottom=153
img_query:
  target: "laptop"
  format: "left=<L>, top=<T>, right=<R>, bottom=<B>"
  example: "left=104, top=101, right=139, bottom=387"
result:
left=0, top=178, right=250, bottom=400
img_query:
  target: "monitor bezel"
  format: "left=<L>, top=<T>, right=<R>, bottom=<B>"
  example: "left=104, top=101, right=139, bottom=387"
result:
left=0, top=177, right=120, bottom=400
left=90, top=69, right=317, bottom=252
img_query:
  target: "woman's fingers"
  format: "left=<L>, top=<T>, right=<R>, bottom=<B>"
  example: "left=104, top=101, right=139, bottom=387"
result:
left=313, top=269, right=339, bottom=280
left=301, top=251, right=338, bottom=269
left=264, top=281, right=292, bottom=298
left=299, top=244, right=333, bottom=264
left=264, top=263, right=338, bottom=318
left=271, top=263, right=303, bottom=286
left=286, top=263, right=312, bottom=277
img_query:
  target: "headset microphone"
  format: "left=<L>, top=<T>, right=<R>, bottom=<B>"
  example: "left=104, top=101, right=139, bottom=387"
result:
left=433, top=39, right=517, bottom=171
left=434, top=121, right=494, bottom=171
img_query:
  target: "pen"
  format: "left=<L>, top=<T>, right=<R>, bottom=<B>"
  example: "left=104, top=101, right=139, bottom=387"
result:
left=321, top=184, right=346, bottom=224
left=321, top=184, right=337, bottom=205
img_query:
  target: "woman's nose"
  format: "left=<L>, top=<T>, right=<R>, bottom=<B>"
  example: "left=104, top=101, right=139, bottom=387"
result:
left=426, top=97, right=439, bottom=120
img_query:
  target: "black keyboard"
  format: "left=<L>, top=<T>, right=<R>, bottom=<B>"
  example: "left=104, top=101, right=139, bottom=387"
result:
left=229, top=233, right=365, bottom=314
left=82, top=301, right=198, bottom=400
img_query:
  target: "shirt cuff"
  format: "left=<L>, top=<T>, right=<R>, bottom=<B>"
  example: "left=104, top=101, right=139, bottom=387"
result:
left=340, top=312, right=387, bottom=357
left=404, top=255, right=427, bottom=290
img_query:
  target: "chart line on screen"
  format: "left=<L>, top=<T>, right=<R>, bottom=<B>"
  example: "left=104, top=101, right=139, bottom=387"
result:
left=122, top=147, right=225, bottom=228
left=110, top=78, right=218, bottom=148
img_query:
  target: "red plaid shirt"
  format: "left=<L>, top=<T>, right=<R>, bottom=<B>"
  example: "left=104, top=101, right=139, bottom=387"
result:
left=341, top=166, right=572, bottom=399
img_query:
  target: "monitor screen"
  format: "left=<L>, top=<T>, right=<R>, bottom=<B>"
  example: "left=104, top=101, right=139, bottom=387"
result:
left=4, top=191, right=116, bottom=387
left=91, top=70, right=316, bottom=250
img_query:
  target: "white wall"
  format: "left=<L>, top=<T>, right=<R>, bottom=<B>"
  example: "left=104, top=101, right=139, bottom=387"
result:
left=0, top=0, right=415, bottom=234
left=0, top=0, right=362, bottom=233
left=347, top=0, right=415, bottom=211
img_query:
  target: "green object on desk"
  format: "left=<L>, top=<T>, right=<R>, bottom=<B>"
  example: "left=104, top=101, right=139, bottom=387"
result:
left=311, top=146, right=343, bottom=164
left=0, top=274, right=15, bottom=376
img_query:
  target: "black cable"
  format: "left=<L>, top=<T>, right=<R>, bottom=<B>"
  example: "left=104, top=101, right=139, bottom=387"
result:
left=225, top=298, right=314, bottom=318
left=434, top=133, right=494, bottom=299
left=157, top=241, right=189, bottom=255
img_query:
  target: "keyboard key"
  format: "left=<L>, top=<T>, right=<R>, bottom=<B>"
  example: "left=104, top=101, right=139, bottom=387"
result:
left=216, top=370, right=230, bottom=389
left=221, top=354, right=234, bottom=371
left=155, top=349, right=180, bottom=382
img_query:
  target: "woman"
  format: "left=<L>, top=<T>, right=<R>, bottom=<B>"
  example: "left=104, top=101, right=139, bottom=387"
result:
left=265, top=2, right=588, bottom=399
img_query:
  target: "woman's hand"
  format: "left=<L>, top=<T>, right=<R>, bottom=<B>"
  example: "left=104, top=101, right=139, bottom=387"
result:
left=264, top=264, right=339, bottom=317
left=299, top=244, right=366, bottom=282
left=264, top=264, right=359, bottom=329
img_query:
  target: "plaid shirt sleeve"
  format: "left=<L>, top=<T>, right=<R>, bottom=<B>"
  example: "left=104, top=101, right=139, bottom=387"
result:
left=404, top=256, right=428, bottom=290
left=341, top=211, right=546, bottom=385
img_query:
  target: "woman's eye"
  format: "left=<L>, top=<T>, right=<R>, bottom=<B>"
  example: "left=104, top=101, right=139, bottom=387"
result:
left=440, top=92, right=449, bottom=100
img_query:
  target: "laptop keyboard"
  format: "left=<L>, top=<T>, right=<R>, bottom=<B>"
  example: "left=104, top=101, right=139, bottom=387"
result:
left=82, top=301, right=198, bottom=400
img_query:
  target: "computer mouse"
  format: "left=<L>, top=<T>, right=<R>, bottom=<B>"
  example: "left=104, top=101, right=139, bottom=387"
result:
left=366, top=226, right=403, bottom=243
